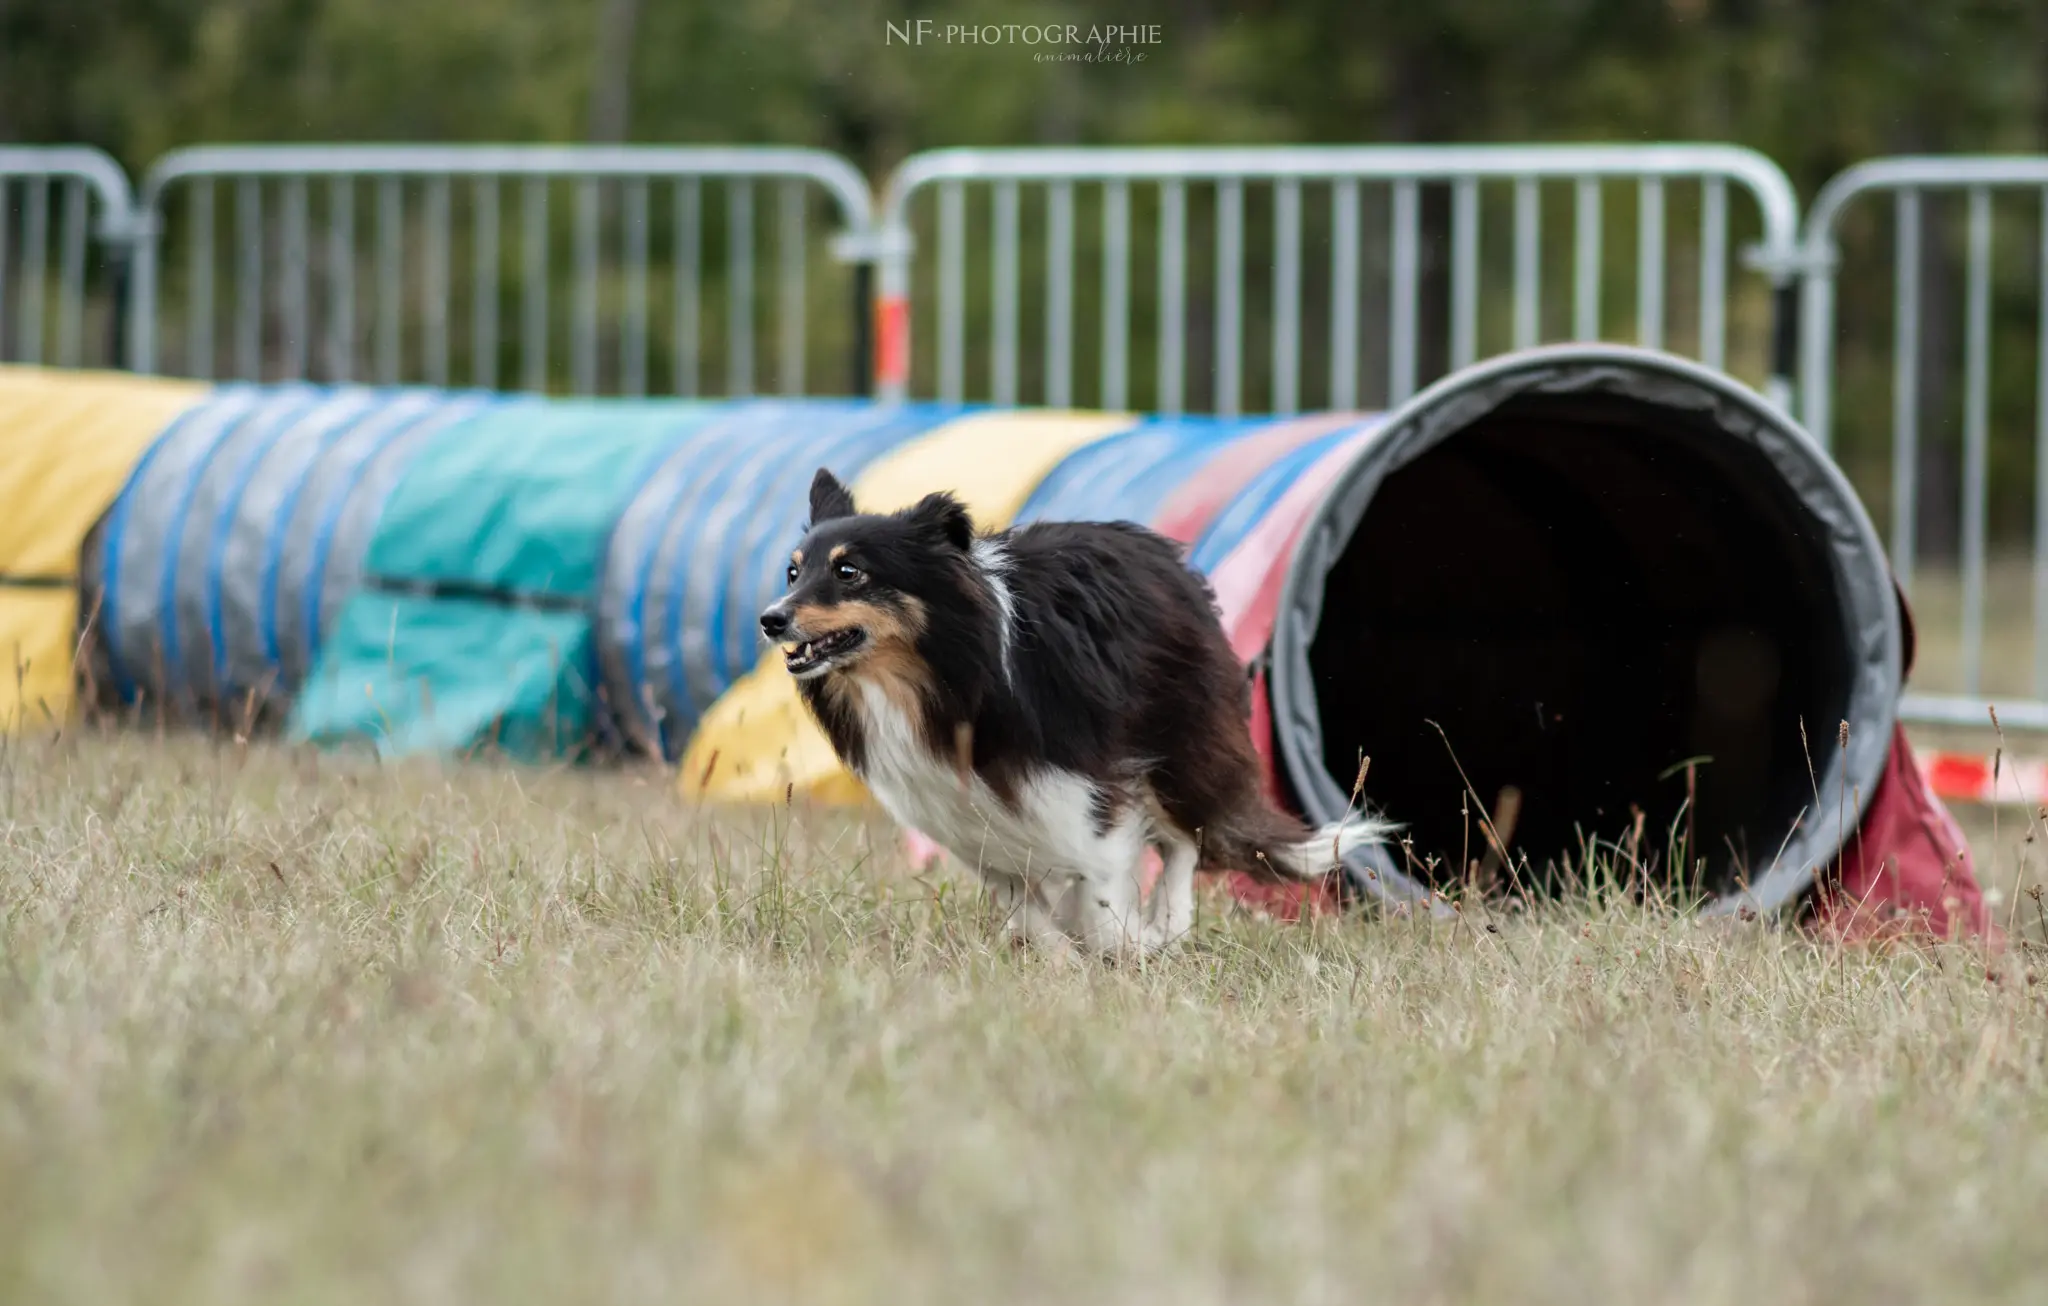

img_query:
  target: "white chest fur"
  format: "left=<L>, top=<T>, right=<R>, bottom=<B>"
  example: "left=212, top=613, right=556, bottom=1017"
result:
left=849, top=682, right=1108, bottom=885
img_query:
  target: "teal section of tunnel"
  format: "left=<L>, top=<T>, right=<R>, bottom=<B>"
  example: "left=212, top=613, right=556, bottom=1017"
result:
left=288, top=398, right=722, bottom=759
left=93, top=384, right=509, bottom=715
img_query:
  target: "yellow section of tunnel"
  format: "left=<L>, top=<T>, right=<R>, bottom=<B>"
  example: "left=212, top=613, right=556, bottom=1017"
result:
left=678, top=409, right=1137, bottom=805
left=0, top=367, right=209, bottom=729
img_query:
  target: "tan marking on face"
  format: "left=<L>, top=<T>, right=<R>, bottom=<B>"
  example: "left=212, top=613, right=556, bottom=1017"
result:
left=791, top=549, right=804, bottom=568
left=789, top=596, right=924, bottom=647
left=844, top=596, right=929, bottom=714
left=794, top=596, right=930, bottom=714
left=829, top=543, right=850, bottom=564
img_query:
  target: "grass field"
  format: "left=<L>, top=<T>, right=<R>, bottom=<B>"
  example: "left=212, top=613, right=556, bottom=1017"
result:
left=3, top=727, right=2047, bottom=1304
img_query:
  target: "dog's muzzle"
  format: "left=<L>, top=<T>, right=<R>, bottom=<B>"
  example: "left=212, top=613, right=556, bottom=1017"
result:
left=780, top=627, right=865, bottom=679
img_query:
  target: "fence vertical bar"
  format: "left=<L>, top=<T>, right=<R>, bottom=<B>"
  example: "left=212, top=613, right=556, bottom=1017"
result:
left=1699, top=178, right=1727, bottom=370
left=2036, top=188, right=2048, bottom=696
left=992, top=179, right=1019, bottom=406
left=236, top=178, right=263, bottom=380
left=623, top=178, right=648, bottom=396
left=1158, top=179, right=1185, bottom=416
left=281, top=178, right=309, bottom=380
left=1274, top=179, right=1302, bottom=415
left=1797, top=251, right=1834, bottom=450
left=424, top=176, right=450, bottom=387
left=1637, top=178, right=1665, bottom=350
left=1216, top=179, right=1243, bottom=417
left=1513, top=177, right=1540, bottom=350
left=938, top=180, right=965, bottom=404
left=56, top=180, right=87, bottom=367
left=1891, top=189, right=1921, bottom=592
left=522, top=178, right=548, bottom=393
left=1389, top=178, right=1420, bottom=405
left=674, top=179, right=699, bottom=397
left=188, top=180, right=214, bottom=379
left=778, top=180, right=805, bottom=396
left=325, top=177, right=352, bottom=383
left=473, top=178, right=499, bottom=389
left=574, top=178, right=599, bottom=395
left=727, top=179, right=754, bottom=397
left=376, top=176, right=402, bottom=385
left=1330, top=180, right=1361, bottom=409
left=1573, top=178, right=1601, bottom=341
left=1047, top=180, right=1074, bottom=407
left=1451, top=178, right=1479, bottom=369
left=1102, top=179, right=1130, bottom=410
left=1961, top=185, right=1992, bottom=695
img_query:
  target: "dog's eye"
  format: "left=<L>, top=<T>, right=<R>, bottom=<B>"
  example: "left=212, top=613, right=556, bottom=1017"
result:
left=835, top=562, right=864, bottom=585
left=786, top=563, right=799, bottom=586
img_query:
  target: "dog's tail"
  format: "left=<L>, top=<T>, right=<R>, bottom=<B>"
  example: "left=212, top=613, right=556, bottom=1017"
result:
left=1205, top=806, right=1397, bottom=883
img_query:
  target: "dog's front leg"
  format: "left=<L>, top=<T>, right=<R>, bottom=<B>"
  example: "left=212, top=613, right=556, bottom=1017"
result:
left=1142, top=831, right=1200, bottom=955
left=989, top=870, right=1080, bottom=965
left=1063, top=823, right=1152, bottom=963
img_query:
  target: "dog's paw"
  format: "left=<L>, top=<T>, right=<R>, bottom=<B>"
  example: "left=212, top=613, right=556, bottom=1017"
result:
left=1138, top=919, right=1191, bottom=958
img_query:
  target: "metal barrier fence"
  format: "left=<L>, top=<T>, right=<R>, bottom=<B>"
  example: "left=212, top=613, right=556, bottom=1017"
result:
left=0, top=147, right=137, bottom=371
left=872, top=145, right=1803, bottom=413
left=1800, top=157, right=2048, bottom=732
left=127, top=145, right=875, bottom=397
left=33, top=137, right=2048, bottom=736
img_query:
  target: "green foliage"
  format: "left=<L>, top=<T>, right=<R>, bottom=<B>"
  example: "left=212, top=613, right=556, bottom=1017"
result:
left=12, top=0, right=2041, bottom=179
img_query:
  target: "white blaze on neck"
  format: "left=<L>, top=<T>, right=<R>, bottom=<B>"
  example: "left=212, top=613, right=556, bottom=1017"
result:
left=850, top=680, right=1111, bottom=887
left=971, top=535, right=1017, bottom=688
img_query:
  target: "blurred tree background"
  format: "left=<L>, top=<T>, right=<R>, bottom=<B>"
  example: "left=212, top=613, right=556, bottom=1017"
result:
left=6, top=0, right=2048, bottom=560
left=9, top=0, right=2044, bottom=182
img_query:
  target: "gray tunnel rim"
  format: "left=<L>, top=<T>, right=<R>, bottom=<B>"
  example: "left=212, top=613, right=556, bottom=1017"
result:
left=1270, top=343, right=1902, bottom=919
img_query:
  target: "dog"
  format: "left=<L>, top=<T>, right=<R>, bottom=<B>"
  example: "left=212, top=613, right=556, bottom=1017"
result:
left=758, top=468, right=1391, bottom=960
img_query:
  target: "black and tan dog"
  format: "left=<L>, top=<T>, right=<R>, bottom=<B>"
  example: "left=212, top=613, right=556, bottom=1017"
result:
left=759, top=468, right=1389, bottom=960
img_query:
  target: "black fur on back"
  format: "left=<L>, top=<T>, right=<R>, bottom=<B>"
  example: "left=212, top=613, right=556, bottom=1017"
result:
left=776, top=468, right=1320, bottom=880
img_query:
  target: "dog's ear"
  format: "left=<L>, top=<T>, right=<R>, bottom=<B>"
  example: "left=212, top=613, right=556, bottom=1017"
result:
left=808, top=468, right=856, bottom=524
left=904, top=491, right=975, bottom=551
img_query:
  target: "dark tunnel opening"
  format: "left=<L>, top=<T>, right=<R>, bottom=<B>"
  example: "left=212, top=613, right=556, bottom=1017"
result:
left=1303, top=392, right=1857, bottom=902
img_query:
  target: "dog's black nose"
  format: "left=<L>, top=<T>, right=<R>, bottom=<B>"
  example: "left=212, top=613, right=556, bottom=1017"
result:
left=760, top=608, right=791, bottom=639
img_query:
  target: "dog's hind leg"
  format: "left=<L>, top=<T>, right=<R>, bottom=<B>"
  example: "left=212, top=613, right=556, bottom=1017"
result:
left=1063, top=816, right=1153, bottom=962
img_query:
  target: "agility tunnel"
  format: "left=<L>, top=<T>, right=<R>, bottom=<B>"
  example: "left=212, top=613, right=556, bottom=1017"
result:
left=5, top=348, right=1989, bottom=936
left=1251, top=346, right=1978, bottom=935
